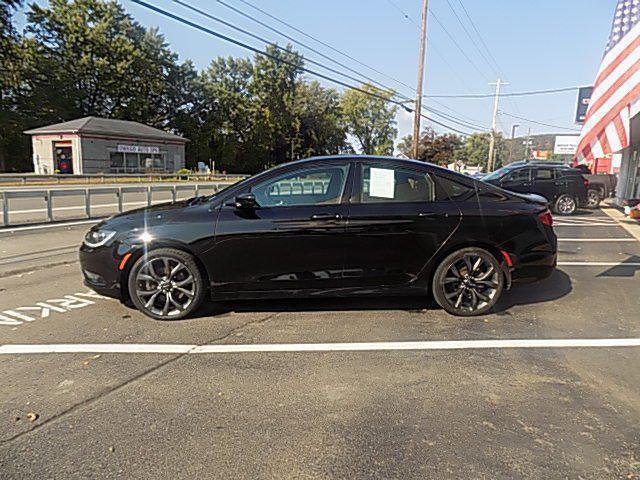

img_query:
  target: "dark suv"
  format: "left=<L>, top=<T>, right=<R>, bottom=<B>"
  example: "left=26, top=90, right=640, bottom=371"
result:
left=482, top=161, right=588, bottom=215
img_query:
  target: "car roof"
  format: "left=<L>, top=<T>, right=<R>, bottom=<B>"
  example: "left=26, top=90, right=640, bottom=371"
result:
left=506, top=160, right=574, bottom=169
left=277, top=154, right=452, bottom=174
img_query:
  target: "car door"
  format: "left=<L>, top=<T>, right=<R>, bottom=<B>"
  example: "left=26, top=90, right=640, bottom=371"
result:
left=532, top=167, right=560, bottom=202
left=342, top=161, right=460, bottom=287
left=499, top=167, right=532, bottom=193
left=209, top=161, right=353, bottom=293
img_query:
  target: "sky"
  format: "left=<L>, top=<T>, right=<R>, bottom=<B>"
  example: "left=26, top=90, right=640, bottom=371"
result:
left=15, top=0, right=619, bottom=145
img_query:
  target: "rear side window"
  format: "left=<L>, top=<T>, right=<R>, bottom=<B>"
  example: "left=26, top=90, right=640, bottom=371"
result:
left=360, top=165, right=435, bottom=203
left=435, top=175, right=475, bottom=201
left=534, top=168, right=555, bottom=180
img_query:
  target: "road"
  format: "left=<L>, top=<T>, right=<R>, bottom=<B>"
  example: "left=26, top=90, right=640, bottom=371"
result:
left=1, top=207, right=640, bottom=479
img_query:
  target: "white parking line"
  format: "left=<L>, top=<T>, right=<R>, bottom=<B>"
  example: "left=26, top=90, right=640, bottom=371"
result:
left=558, top=238, right=637, bottom=242
left=2, top=338, right=640, bottom=355
left=558, top=261, right=640, bottom=266
left=555, top=223, right=622, bottom=227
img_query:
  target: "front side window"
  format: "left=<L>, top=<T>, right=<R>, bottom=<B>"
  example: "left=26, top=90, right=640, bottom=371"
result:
left=505, top=168, right=531, bottom=183
left=360, top=165, right=435, bottom=203
left=251, top=164, right=349, bottom=207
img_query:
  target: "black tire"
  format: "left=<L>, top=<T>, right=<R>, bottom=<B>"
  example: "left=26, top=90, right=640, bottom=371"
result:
left=127, top=248, right=206, bottom=320
left=586, top=189, right=601, bottom=209
left=432, top=247, right=504, bottom=317
left=553, top=194, right=577, bottom=215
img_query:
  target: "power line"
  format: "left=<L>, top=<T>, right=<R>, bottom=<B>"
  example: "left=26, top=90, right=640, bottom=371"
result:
left=456, top=0, right=506, bottom=79
left=443, top=0, right=499, bottom=78
left=424, top=106, right=488, bottom=130
left=170, top=0, right=406, bottom=100
left=422, top=86, right=582, bottom=98
left=210, top=0, right=411, bottom=101
left=227, top=0, right=416, bottom=93
left=420, top=112, right=473, bottom=136
left=498, top=111, right=582, bottom=132
left=219, top=0, right=484, bottom=134
left=132, top=0, right=481, bottom=137
left=129, top=0, right=411, bottom=109
left=428, top=10, right=491, bottom=82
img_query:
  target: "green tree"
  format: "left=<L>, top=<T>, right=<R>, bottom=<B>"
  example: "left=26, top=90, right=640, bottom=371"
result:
left=398, top=127, right=464, bottom=165
left=341, top=84, right=397, bottom=155
left=294, top=80, right=346, bottom=158
left=251, top=44, right=303, bottom=169
left=455, top=132, right=507, bottom=170
left=0, top=0, right=27, bottom=171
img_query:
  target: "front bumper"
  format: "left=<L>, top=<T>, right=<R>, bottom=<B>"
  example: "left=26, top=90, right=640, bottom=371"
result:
left=79, top=244, right=126, bottom=300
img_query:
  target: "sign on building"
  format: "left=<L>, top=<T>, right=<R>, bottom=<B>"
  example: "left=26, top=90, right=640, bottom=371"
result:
left=532, top=150, right=551, bottom=160
left=575, top=86, right=593, bottom=124
left=117, top=144, right=160, bottom=154
left=553, top=136, right=580, bottom=155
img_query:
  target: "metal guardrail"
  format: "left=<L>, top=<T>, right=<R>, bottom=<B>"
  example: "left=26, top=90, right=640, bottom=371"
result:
left=0, top=173, right=248, bottom=185
left=0, top=183, right=233, bottom=227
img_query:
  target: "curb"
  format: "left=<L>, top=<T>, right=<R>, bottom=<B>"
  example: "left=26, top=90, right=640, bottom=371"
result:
left=601, top=206, right=640, bottom=241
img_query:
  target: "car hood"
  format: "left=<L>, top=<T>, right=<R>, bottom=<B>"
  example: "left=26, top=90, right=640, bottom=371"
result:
left=96, top=200, right=192, bottom=230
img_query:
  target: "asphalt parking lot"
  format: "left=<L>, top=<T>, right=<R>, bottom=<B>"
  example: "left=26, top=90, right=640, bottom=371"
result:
left=1, top=207, right=640, bottom=479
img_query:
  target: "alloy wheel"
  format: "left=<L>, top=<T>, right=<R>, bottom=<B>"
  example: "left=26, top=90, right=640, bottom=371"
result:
left=441, top=253, right=500, bottom=314
left=134, top=256, right=196, bottom=318
left=557, top=195, right=576, bottom=215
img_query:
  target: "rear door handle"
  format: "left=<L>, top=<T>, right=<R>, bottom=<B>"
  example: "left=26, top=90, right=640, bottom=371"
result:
left=418, top=212, right=446, bottom=219
left=310, top=213, right=342, bottom=220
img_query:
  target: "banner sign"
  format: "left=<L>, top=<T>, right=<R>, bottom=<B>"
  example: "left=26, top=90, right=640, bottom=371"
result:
left=575, top=86, right=593, bottom=124
left=553, top=136, right=580, bottom=155
left=117, top=144, right=160, bottom=154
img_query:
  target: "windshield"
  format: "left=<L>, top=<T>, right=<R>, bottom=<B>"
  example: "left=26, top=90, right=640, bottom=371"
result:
left=482, top=165, right=515, bottom=181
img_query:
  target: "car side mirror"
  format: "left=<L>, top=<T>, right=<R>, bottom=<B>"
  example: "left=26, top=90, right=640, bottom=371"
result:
left=234, top=192, right=257, bottom=210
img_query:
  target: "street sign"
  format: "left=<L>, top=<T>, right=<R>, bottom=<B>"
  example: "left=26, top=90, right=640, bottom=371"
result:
left=553, top=136, right=580, bottom=155
left=575, top=86, right=593, bottom=124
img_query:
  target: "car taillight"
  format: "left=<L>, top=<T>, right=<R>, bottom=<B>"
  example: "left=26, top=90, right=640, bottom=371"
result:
left=538, top=210, right=553, bottom=227
left=583, top=178, right=589, bottom=186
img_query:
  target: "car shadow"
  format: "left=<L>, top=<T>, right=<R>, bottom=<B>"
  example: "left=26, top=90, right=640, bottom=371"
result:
left=188, top=270, right=573, bottom=319
left=193, top=295, right=433, bottom=319
left=596, top=255, right=640, bottom=278
left=493, top=269, right=573, bottom=314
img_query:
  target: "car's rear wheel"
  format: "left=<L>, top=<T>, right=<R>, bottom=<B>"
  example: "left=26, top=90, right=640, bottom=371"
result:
left=128, top=248, right=206, bottom=320
left=554, top=194, right=577, bottom=215
left=432, top=247, right=504, bottom=317
left=586, top=189, right=601, bottom=209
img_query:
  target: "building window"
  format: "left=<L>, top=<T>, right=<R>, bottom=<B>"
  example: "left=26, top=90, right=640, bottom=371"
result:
left=110, top=152, right=124, bottom=173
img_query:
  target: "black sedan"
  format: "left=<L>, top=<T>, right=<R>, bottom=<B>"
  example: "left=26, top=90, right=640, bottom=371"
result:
left=79, top=156, right=557, bottom=319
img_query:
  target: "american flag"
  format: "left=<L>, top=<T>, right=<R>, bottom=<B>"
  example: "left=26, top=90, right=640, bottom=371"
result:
left=575, top=0, right=640, bottom=163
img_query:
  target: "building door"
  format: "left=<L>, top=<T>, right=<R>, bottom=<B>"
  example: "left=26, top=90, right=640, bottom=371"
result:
left=54, top=144, right=73, bottom=174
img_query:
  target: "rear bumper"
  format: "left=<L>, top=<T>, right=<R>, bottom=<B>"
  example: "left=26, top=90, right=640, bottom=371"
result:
left=511, top=250, right=557, bottom=283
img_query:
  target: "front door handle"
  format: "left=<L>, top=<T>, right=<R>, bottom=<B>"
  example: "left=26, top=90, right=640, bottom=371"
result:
left=310, top=213, right=342, bottom=220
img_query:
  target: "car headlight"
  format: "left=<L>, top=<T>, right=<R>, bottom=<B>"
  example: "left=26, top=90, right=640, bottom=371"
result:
left=83, top=229, right=117, bottom=248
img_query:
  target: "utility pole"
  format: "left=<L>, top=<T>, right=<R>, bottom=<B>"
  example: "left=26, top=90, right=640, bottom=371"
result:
left=411, top=0, right=429, bottom=159
left=524, top=127, right=532, bottom=159
left=487, top=79, right=509, bottom=172
left=508, top=123, right=519, bottom=164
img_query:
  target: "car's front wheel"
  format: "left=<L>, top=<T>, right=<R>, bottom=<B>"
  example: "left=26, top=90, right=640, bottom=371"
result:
left=128, top=248, right=206, bottom=320
left=432, top=247, right=504, bottom=317
left=554, top=194, right=577, bottom=215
